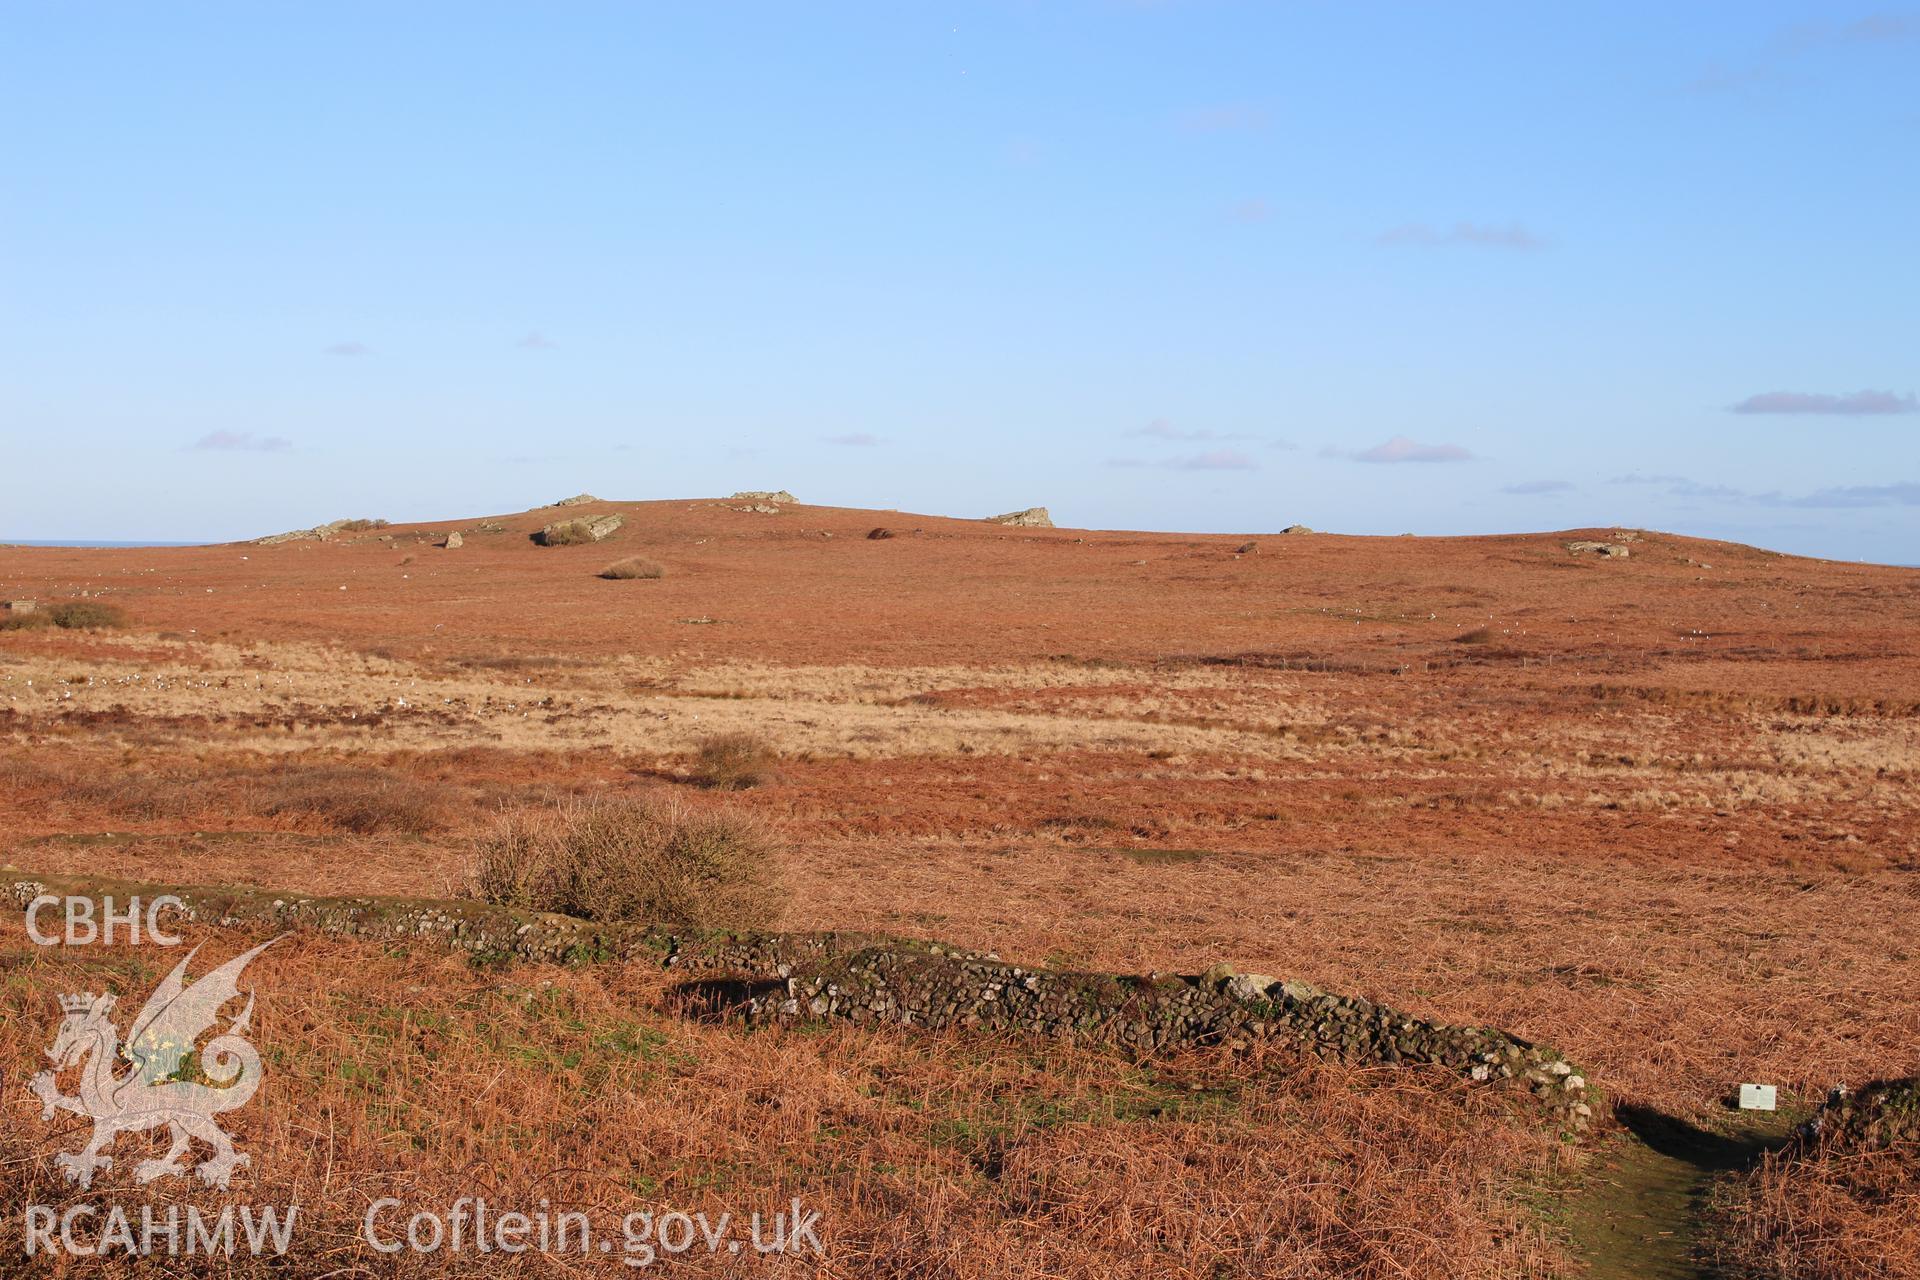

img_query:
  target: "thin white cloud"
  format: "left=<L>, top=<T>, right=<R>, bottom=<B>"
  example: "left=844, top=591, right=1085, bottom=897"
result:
left=1609, top=473, right=1746, bottom=499
left=1377, top=222, right=1546, bottom=250
left=1730, top=390, right=1917, bottom=415
left=1503, top=480, right=1575, bottom=495
left=516, top=331, right=558, bottom=350
left=1351, top=436, right=1474, bottom=463
left=823, top=432, right=881, bottom=447
left=324, top=341, right=371, bottom=357
left=1783, top=13, right=1920, bottom=51
left=1108, top=450, right=1258, bottom=472
left=190, top=431, right=292, bottom=453
left=1168, top=449, right=1256, bottom=471
left=1609, top=472, right=1920, bottom=509
left=1771, top=482, right=1920, bottom=508
left=1130, top=418, right=1253, bottom=442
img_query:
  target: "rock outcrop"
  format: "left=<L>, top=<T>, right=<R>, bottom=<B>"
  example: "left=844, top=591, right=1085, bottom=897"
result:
left=986, top=507, right=1053, bottom=528
left=550, top=493, right=600, bottom=507
left=729, top=490, right=796, bottom=505
left=1567, top=540, right=1630, bottom=559
left=443, top=531, right=463, bottom=549
left=253, top=518, right=388, bottom=546
left=253, top=519, right=352, bottom=546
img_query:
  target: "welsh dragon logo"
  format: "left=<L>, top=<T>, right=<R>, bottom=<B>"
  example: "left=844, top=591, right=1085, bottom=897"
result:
left=28, top=938, right=280, bottom=1189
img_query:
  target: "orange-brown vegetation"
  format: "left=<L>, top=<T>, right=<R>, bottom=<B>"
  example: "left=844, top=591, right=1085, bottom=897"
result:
left=471, top=793, right=783, bottom=930
left=2, top=496, right=1916, bottom=1277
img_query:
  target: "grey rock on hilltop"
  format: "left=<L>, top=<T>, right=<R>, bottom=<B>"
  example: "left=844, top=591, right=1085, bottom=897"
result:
left=550, top=493, right=600, bottom=507
left=985, top=507, right=1053, bottom=528
left=729, top=490, right=796, bottom=505
left=253, top=518, right=354, bottom=546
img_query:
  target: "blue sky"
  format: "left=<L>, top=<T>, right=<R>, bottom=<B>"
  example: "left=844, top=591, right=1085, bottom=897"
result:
left=2, top=3, right=1915, bottom=561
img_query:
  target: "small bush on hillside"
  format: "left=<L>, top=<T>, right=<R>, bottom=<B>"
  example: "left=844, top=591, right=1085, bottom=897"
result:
left=693, top=731, right=777, bottom=790
left=0, top=611, right=53, bottom=631
left=49, top=601, right=127, bottom=630
left=256, top=766, right=450, bottom=834
left=534, top=520, right=594, bottom=547
left=338, top=518, right=389, bottom=533
left=1454, top=628, right=1494, bottom=645
left=470, top=795, right=783, bottom=930
left=600, top=557, right=664, bottom=580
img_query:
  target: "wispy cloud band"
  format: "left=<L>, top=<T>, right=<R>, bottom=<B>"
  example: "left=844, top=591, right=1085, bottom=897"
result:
left=1349, top=436, right=1474, bottom=464
left=1729, top=390, right=1917, bottom=415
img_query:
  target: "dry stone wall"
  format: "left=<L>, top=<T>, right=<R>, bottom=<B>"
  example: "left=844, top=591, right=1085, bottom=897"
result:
left=8, top=874, right=1591, bottom=1127
left=1806, top=1077, right=1920, bottom=1150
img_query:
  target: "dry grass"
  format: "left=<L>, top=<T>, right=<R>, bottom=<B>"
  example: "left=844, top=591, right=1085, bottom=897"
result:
left=470, top=793, right=785, bottom=930
left=599, top=556, right=665, bottom=580
left=1711, top=1142, right=1920, bottom=1279
left=254, top=764, right=453, bottom=835
left=0, top=931, right=1571, bottom=1279
left=693, top=730, right=778, bottom=790
left=0, top=754, right=457, bottom=834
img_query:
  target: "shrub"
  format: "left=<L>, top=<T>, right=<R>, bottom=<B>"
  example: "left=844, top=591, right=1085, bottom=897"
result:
left=693, top=731, right=776, bottom=790
left=49, top=601, right=127, bottom=630
left=256, top=766, right=450, bottom=834
left=337, top=518, right=389, bottom=533
left=534, top=520, right=594, bottom=547
left=1454, top=628, right=1494, bottom=645
left=600, top=557, right=664, bottom=580
left=470, top=794, right=783, bottom=930
left=0, top=610, right=52, bottom=632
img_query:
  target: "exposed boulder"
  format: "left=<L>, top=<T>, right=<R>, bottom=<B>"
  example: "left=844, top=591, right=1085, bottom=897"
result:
left=534, top=514, right=624, bottom=546
left=867, top=527, right=894, bottom=540
left=1280, top=524, right=1313, bottom=535
left=443, top=531, right=463, bottom=549
left=729, top=490, right=796, bottom=505
left=1567, top=540, right=1631, bottom=559
left=986, top=507, right=1053, bottom=528
left=550, top=493, right=600, bottom=507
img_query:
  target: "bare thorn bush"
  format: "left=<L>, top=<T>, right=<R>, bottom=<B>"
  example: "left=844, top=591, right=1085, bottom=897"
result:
left=694, top=731, right=777, bottom=790
left=470, top=794, right=783, bottom=930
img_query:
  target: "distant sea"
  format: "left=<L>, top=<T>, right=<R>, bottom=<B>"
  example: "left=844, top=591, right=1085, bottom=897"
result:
left=0, top=539, right=209, bottom=548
